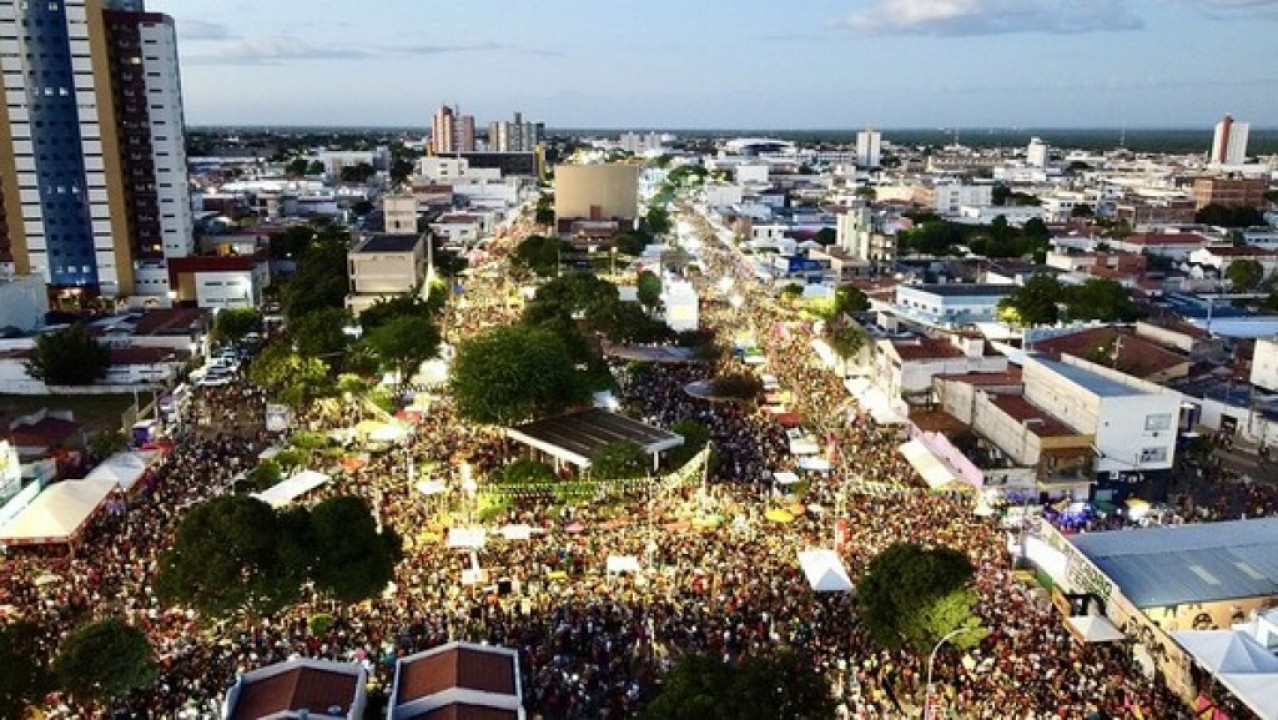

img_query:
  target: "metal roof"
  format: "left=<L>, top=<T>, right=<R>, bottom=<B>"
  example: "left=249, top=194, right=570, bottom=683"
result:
left=1031, top=356, right=1148, bottom=398
left=506, top=409, right=684, bottom=467
left=1070, top=519, right=1278, bottom=608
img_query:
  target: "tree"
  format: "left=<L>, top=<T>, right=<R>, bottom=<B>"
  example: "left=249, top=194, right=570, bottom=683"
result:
left=307, top=160, right=325, bottom=176
left=451, top=324, right=587, bottom=425
left=514, top=234, right=567, bottom=278
left=1066, top=278, right=1140, bottom=322
left=642, top=649, right=833, bottom=720
left=25, top=324, right=110, bottom=385
left=997, top=273, right=1064, bottom=327
left=212, top=307, right=262, bottom=345
left=614, top=231, right=650, bottom=257
left=1071, top=203, right=1095, bottom=218
left=366, top=314, right=441, bottom=385
left=826, top=318, right=868, bottom=361
left=1197, top=203, right=1264, bottom=228
left=831, top=284, right=870, bottom=317
left=1227, top=258, right=1265, bottom=292
left=812, top=228, right=837, bottom=246
left=359, top=293, right=440, bottom=334
left=285, top=157, right=310, bottom=176
left=54, top=618, right=157, bottom=703
left=249, top=343, right=329, bottom=403
left=247, top=459, right=282, bottom=491
left=709, top=373, right=764, bottom=400
left=290, top=307, right=351, bottom=360
left=646, top=206, right=672, bottom=235
left=0, top=621, right=52, bottom=718
left=590, top=441, right=648, bottom=480
left=338, top=162, right=375, bottom=183
left=308, top=496, right=402, bottom=603
left=499, top=458, right=557, bottom=484
left=282, top=229, right=350, bottom=321
left=155, top=495, right=313, bottom=619
left=856, top=542, right=986, bottom=654
left=991, top=183, right=1010, bottom=207
left=89, top=429, right=129, bottom=459
left=637, top=270, right=663, bottom=310
left=1022, top=217, right=1051, bottom=242
left=669, top=419, right=711, bottom=467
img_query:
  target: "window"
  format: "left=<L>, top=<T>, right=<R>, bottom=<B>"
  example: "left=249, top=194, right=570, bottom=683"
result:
left=1144, top=413, right=1172, bottom=432
left=1139, top=447, right=1168, bottom=464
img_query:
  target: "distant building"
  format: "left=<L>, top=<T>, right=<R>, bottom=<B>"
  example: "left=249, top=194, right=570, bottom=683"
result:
left=893, top=283, right=1013, bottom=326
left=856, top=128, right=882, bottom=168
left=166, top=255, right=270, bottom=310
left=387, top=641, right=525, bottom=720
left=431, top=105, right=476, bottom=154
left=346, top=233, right=429, bottom=315
left=1210, top=114, right=1250, bottom=165
left=382, top=194, right=418, bottom=235
left=1192, top=176, right=1267, bottom=210
left=835, top=206, right=895, bottom=268
left=553, top=164, right=641, bottom=230
left=221, top=658, right=367, bottom=720
left=1251, top=337, right=1278, bottom=393
left=488, top=111, right=542, bottom=153
left=1026, top=137, right=1049, bottom=169
left=921, top=183, right=993, bottom=216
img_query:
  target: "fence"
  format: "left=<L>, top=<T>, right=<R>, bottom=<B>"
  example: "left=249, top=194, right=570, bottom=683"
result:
left=477, top=447, right=710, bottom=501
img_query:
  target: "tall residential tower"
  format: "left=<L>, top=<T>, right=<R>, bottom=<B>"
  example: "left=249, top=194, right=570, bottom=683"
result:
left=1210, top=114, right=1249, bottom=166
left=0, top=0, right=192, bottom=301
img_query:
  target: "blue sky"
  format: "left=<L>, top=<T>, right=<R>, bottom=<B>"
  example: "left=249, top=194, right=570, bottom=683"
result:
left=147, top=0, right=1278, bottom=129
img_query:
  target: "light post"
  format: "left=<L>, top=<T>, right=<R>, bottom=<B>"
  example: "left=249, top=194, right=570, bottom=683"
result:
left=924, top=627, right=975, bottom=719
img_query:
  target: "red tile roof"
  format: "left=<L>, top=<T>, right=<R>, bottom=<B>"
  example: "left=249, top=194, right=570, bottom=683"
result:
left=1125, top=232, right=1209, bottom=247
left=397, top=646, right=517, bottom=705
left=0, top=347, right=175, bottom=366
left=229, top=665, right=361, bottom=720
left=132, top=308, right=206, bottom=336
left=890, top=337, right=965, bottom=361
left=1197, top=245, right=1278, bottom=257
left=1032, top=328, right=1188, bottom=379
left=406, top=706, right=519, bottom=720
left=989, top=395, right=1082, bottom=438
left=5, top=417, right=81, bottom=448
left=934, top=369, right=1023, bottom=385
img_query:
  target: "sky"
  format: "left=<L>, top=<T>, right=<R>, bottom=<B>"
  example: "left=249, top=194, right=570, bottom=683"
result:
left=145, top=0, right=1278, bottom=129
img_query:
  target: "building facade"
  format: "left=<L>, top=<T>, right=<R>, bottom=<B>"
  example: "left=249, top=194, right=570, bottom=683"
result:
left=1192, top=176, right=1267, bottom=210
left=430, top=104, right=475, bottom=154
left=553, top=164, right=640, bottom=226
left=855, top=128, right=881, bottom=168
left=0, top=0, right=191, bottom=302
left=1210, top=114, right=1249, bottom=165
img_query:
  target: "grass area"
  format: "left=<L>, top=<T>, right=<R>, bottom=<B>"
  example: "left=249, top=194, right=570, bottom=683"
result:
left=0, top=393, right=138, bottom=433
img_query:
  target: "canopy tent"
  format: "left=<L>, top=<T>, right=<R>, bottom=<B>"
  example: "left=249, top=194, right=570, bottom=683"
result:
left=772, top=471, right=801, bottom=488
left=447, top=527, right=487, bottom=550
left=1215, top=673, right=1278, bottom=720
left=251, top=470, right=331, bottom=508
left=1172, top=630, right=1278, bottom=675
left=1066, top=615, right=1126, bottom=643
left=0, top=478, right=116, bottom=546
left=606, top=555, right=641, bottom=574
left=797, top=549, right=854, bottom=593
left=899, top=439, right=958, bottom=490
left=415, top=480, right=448, bottom=496
left=84, top=450, right=159, bottom=492
left=506, top=409, right=683, bottom=470
left=368, top=422, right=410, bottom=444
left=798, top=457, right=831, bottom=472
left=843, top=377, right=907, bottom=425
left=787, top=429, right=820, bottom=456
left=499, top=524, right=533, bottom=541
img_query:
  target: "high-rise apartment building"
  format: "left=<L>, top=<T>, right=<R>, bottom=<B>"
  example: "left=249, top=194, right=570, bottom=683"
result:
left=0, top=0, right=192, bottom=300
left=430, top=104, right=475, bottom=154
left=856, top=127, right=881, bottom=168
left=488, top=111, right=542, bottom=152
left=1210, top=114, right=1249, bottom=165
left=1026, top=137, right=1049, bottom=169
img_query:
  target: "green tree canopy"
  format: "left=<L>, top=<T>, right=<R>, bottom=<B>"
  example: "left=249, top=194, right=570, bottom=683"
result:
left=0, top=621, right=52, bottom=718
left=641, top=649, right=833, bottom=720
left=88, top=429, right=129, bottom=460
left=290, top=307, right=351, bottom=360
left=338, top=162, right=375, bottom=183
left=358, top=293, right=441, bottom=334
left=645, top=206, right=672, bottom=235
left=614, top=231, right=651, bottom=257
left=856, top=542, right=986, bottom=654
left=997, top=273, right=1065, bottom=327
left=366, top=314, right=441, bottom=385
left=25, top=324, right=110, bottom=386
left=1227, top=258, right=1265, bottom=292
left=826, top=318, right=868, bottom=361
left=1196, top=204, right=1264, bottom=228
left=249, top=343, right=330, bottom=406
left=637, top=270, right=663, bottom=310
left=155, top=495, right=313, bottom=619
left=514, top=234, right=568, bottom=278
left=498, top=458, right=557, bottom=484
left=451, top=324, right=587, bottom=425
left=308, top=495, right=402, bottom=603
left=54, top=618, right=157, bottom=703
left=1067, top=278, right=1140, bottom=322
left=212, top=307, right=262, bottom=345
left=282, top=229, right=350, bottom=321
left=832, top=284, right=870, bottom=317
left=590, top=441, right=649, bottom=480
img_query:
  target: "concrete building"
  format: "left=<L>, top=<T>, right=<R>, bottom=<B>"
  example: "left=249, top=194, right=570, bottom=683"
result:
left=0, top=0, right=194, bottom=301
left=1250, top=337, right=1278, bottom=393
left=856, top=128, right=881, bottom=168
left=221, top=658, right=367, bottom=720
left=0, top=274, right=46, bottom=331
left=1210, top=114, right=1250, bottom=165
left=166, top=255, right=269, bottom=310
left=1110, top=232, right=1210, bottom=261
left=487, top=111, right=542, bottom=153
left=1026, top=137, right=1049, bottom=169
left=893, top=283, right=1013, bottom=326
left=1188, top=245, right=1278, bottom=279
left=387, top=641, right=524, bottom=720
left=382, top=194, right=418, bottom=235
left=925, top=183, right=993, bottom=216
left=553, top=164, right=640, bottom=229
left=430, top=105, right=475, bottom=154
left=1193, top=176, right=1267, bottom=210
left=346, top=233, right=428, bottom=315
left=1022, top=354, right=1180, bottom=493
left=835, top=206, right=895, bottom=268
left=873, top=334, right=1007, bottom=402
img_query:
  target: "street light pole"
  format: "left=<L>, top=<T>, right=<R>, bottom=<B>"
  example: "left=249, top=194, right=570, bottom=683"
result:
left=924, top=627, right=971, bottom=719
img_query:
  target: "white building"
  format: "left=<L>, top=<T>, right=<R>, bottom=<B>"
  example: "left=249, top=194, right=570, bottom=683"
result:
left=346, top=233, right=428, bottom=315
left=856, top=128, right=882, bottom=168
left=958, top=205, right=1046, bottom=226
left=932, top=183, right=993, bottom=216
left=382, top=194, right=418, bottom=235
left=874, top=334, right=1007, bottom=400
left=1250, top=337, right=1278, bottom=393
left=0, top=275, right=46, bottom=332
left=1026, top=137, right=1049, bottom=169
left=893, top=284, right=1013, bottom=326
left=1022, top=354, right=1180, bottom=485
left=661, top=277, right=699, bottom=332
left=736, top=164, right=770, bottom=185
left=1210, top=114, right=1250, bottom=166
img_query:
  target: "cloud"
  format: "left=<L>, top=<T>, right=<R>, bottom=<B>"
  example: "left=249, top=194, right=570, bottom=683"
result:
left=184, top=37, right=374, bottom=66
left=176, top=19, right=234, bottom=41
left=840, top=0, right=1143, bottom=35
left=1184, top=0, right=1278, bottom=19
left=392, top=42, right=563, bottom=58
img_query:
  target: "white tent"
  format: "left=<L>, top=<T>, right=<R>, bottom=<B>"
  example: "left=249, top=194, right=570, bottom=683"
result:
left=1066, top=615, right=1126, bottom=643
left=787, top=429, right=820, bottom=455
left=251, top=470, right=331, bottom=508
left=899, top=439, right=957, bottom=490
left=1216, top=672, right=1278, bottom=720
left=415, top=480, right=448, bottom=496
left=499, top=524, right=533, bottom=541
left=772, top=471, right=800, bottom=488
left=369, top=423, right=410, bottom=444
left=797, top=549, right=854, bottom=593
left=447, top=527, right=487, bottom=550
left=84, top=451, right=157, bottom=492
left=606, top=555, right=641, bottom=574
left=798, top=457, right=831, bottom=472
left=0, top=478, right=117, bottom=546
left=1172, top=630, right=1278, bottom=675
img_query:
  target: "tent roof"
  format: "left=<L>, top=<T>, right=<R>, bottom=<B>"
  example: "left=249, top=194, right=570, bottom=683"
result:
left=84, top=450, right=158, bottom=492
left=1217, top=672, right=1278, bottom=720
left=506, top=409, right=683, bottom=468
left=0, top=478, right=116, bottom=545
left=1066, top=615, right=1126, bottom=643
left=797, top=549, right=854, bottom=593
left=252, top=470, right=331, bottom=508
left=899, top=439, right=957, bottom=490
left=1172, top=630, right=1278, bottom=675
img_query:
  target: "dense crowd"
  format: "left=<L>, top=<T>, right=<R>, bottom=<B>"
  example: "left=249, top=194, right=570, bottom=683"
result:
left=1, top=209, right=1274, bottom=719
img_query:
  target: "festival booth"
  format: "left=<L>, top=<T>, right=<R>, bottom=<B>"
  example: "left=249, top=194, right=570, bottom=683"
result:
left=772, top=471, right=801, bottom=497
left=786, top=428, right=820, bottom=456
left=251, top=470, right=332, bottom=508
left=506, top=408, right=684, bottom=474
left=1172, top=630, right=1278, bottom=720
left=446, top=527, right=487, bottom=550
left=899, top=439, right=958, bottom=490
left=844, top=377, right=908, bottom=426
left=84, top=450, right=161, bottom=493
left=499, top=524, right=533, bottom=541
left=415, top=480, right=448, bottom=497
left=0, top=478, right=117, bottom=547
left=1065, top=615, right=1126, bottom=643
left=606, top=555, right=641, bottom=574
left=797, top=549, right=854, bottom=593
left=798, top=457, right=831, bottom=473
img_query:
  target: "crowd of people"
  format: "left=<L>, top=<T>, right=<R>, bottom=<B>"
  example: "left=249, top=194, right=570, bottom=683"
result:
left=0, top=207, right=1273, bottom=719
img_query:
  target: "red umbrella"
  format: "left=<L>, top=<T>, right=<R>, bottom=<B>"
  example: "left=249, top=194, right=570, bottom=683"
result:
left=775, top=413, right=804, bottom=428
left=564, top=522, right=586, bottom=534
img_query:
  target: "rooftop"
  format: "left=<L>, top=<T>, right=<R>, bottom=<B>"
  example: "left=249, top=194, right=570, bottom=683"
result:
left=132, top=307, right=206, bottom=337
left=395, top=643, right=519, bottom=704
left=890, top=337, right=966, bottom=361
left=934, top=369, right=1023, bottom=386
left=1030, top=356, right=1151, bottom=398
left=1197, top=245, right=1278, bottom=258
left=1125, top=232, right=1209, bottom=247
left=404, top=705, right=519, bottom=720
left=228, top=660, right=363, bottom=720
left=989, top=395, right=1083, bottom=438
left=507, top=409, right=684, bottom=467
left=355, top=233, right=422, bottom=253
left=898, top=283, right=1013, bottom=298
left=1069, top=518, right=1278, bottom=608
left=1031, top=328, right=1188, bottom=379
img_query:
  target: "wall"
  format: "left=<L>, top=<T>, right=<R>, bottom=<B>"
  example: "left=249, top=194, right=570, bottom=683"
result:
left=1250, top=338, right=1278, bottom=392
left=553, top=164, right=640, bottom=221
left=0, top=275, right=46, bottom=331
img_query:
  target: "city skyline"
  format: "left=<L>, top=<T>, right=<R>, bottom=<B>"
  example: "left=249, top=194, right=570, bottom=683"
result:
left=149, top=0, right=1278, bottom=129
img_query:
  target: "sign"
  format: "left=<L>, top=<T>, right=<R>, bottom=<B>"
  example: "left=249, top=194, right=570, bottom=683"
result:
left=265, top=404, right=292, bottom=433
